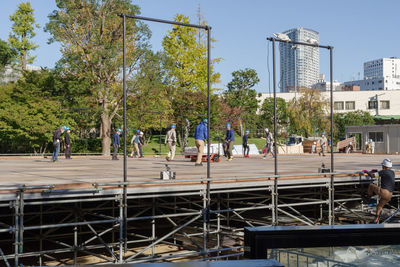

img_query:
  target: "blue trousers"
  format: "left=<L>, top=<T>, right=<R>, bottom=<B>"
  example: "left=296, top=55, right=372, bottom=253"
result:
left=52, top=142, right=60, bottom=161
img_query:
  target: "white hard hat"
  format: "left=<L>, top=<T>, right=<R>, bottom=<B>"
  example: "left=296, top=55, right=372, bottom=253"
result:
left=140, top=131, right=144, bottom=135
left=265, top=128, right=269, bottom=132
left=382, top=158, right=392, bottom=168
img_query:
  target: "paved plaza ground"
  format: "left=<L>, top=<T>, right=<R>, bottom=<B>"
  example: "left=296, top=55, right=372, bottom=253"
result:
left=0, top=153, right=399, bottom=186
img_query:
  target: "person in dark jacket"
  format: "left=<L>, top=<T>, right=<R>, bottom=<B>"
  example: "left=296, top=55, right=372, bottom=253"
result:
left=365, top=159, right=395, bottom=222
left=243, top=130, right=250, bottom=158
left=52, top=126, right=65, bottom=162
left=112, top=129, right=121, bottom=160
left=194, top=119, right=208, bottom=166
left=224, top=123, right=235, bottom=161
left=64, top=127, right=72, bottom=159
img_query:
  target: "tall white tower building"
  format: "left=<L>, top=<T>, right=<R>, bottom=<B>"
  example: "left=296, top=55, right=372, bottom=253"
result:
left=279, top=28, right=319, bottom=92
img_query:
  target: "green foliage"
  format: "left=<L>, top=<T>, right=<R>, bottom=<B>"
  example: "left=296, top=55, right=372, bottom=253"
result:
left=0, top=77, right=59, bottom=153
left=334, top=110, right=375, bottom=140
left=126, top=50, right=173, bottom=132
left=258, top=97, right=288, bottom=133
left=223, top=68, right=260, bottom=132
left=287, top=88, right=330, bottom=137
left=0, top=39, right=16, bottom=68
left=0, top=68, right=94, bottom=153
left=8, top=1, right=39, bottom=70
left=162, top=14, right=220, bottom=95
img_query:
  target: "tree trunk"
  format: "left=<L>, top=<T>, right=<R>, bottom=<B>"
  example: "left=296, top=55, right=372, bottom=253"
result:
left=101, top=112, right=111, bottom=155
left=21, top=51, right=26, bottom=71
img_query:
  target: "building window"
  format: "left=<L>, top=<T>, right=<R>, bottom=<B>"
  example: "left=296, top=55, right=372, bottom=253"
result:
left=334, top=101, right=344, bottom=110
left=369, top=132, right=383, bottom=142
left=380, top=100, right=390, bottom=109
left=345, top=101, right=355, bottom=110
left=368, top=100, right=377, bottom=109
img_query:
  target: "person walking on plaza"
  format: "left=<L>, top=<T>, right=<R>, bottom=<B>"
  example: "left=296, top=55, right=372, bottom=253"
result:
left=262, top=128, right=274, bottom=159
left=243, top=130, right=250, bottom=158
left=224, top=123, right=234, bottom=161
left=165, top=124, right=177, bottom=161
left=138, top=131, right=145, bottom=158
left=52, top=126, right=65, bottom=162
left=130, top=130, right=140, bottom=158
left=64, top=126, right=72, bottom=159
left=112, top=129, right=121, bottom=160
left=363, top=159, right=395, bottom=223
left=319, top=133, right=328, bottom=157
left=194, top=118, right=208, bottom=166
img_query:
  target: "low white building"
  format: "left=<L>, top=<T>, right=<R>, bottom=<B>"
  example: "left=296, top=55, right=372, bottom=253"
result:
left=345, top=124, right=400, bottom=154
left=258, top=90, right=400, bottom=116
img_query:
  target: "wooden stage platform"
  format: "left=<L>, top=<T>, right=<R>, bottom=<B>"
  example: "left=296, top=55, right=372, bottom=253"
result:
left=0, top=153, right=398, bottom=201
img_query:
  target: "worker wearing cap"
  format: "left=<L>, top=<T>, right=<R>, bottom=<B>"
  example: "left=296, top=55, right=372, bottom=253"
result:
left=319, top=132, right=327, bottom=157
left=52, top=125, right=66, bottom=162
left=243, top=130, right=250, bottom=158
left=224, top=123, right=234, bottom=161
left=365, top=159, right=395, bottom=222
left=262, top=128, right=274, bottom=159
left=130, top=130, right=140, bottom=158
left=112, top=129, right=121, bottom=160
left=64, top=126, right=72, bottom=159
left=194, top=118, right=208, bottom=166
left=165, top=124, right=177, bottom=161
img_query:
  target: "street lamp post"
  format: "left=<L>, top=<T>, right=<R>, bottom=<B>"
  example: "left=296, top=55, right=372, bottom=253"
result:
left=267, top=35, right=335, bottom=225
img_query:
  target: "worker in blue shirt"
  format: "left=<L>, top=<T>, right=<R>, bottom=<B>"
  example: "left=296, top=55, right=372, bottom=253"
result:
left=243, top=130, right=250, bottom=158
left=225, top=123, right=234, bottom=161
left=112, top=129, right=121, bottom=160
left=194, top=118, right=208, bottom=166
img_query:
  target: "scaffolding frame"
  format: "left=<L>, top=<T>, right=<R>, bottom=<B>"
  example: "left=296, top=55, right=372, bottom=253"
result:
left=0, top=172, right=398, bottom=266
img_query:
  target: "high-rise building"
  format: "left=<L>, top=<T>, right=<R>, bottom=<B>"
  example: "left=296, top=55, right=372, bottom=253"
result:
left=279, top=28, right=319, bottom=92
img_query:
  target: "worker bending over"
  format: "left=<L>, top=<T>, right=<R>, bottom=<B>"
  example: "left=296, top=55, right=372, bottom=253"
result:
left=365, top=159, right=395, bottom=222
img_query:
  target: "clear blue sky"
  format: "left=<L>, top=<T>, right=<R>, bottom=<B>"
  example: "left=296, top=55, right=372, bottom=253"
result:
left=1, top=0, right=399, bottom=92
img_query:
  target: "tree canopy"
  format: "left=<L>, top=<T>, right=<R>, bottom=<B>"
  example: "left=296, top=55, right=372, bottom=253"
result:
left=224, top=68, right=260, bottom=134
left=8, top=1, right=39, bottom=71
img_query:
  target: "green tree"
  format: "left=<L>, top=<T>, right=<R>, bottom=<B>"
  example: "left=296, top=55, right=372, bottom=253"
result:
left=224, top=68, right=260, bottom=135
left=259, top=97, right=288, bottom=134
left=287, top=88, right=329, bottom=137
left=8, top=1, right=39, bottom=71
left=162, top=14, right=220, bottom=95
left=0, top=39, right=16, bottom=79
left=0, top=72, right=64, bottom=153
left=126, top=50, right=173, bottom=135
left=0, top=39, right=16, bottom=67
left=46, top=0, right=150, bottom=155
left=334, top=110, right=375, bottom=141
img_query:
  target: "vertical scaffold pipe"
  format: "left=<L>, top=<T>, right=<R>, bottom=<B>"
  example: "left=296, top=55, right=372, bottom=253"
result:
left=272, top=38, right=278, bottom=225
left=329, top=47, right=335, bottom=225
left=205, top=25, right=212, bottom=258
left=14, top=195, right=19, bottom=267
left=122, top=13, right=128, bottom=254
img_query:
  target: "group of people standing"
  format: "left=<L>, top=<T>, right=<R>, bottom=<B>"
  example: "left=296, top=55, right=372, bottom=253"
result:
left=52, top=125, right=72, bottom=162
left=193, top=119, right=275, bottom=166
